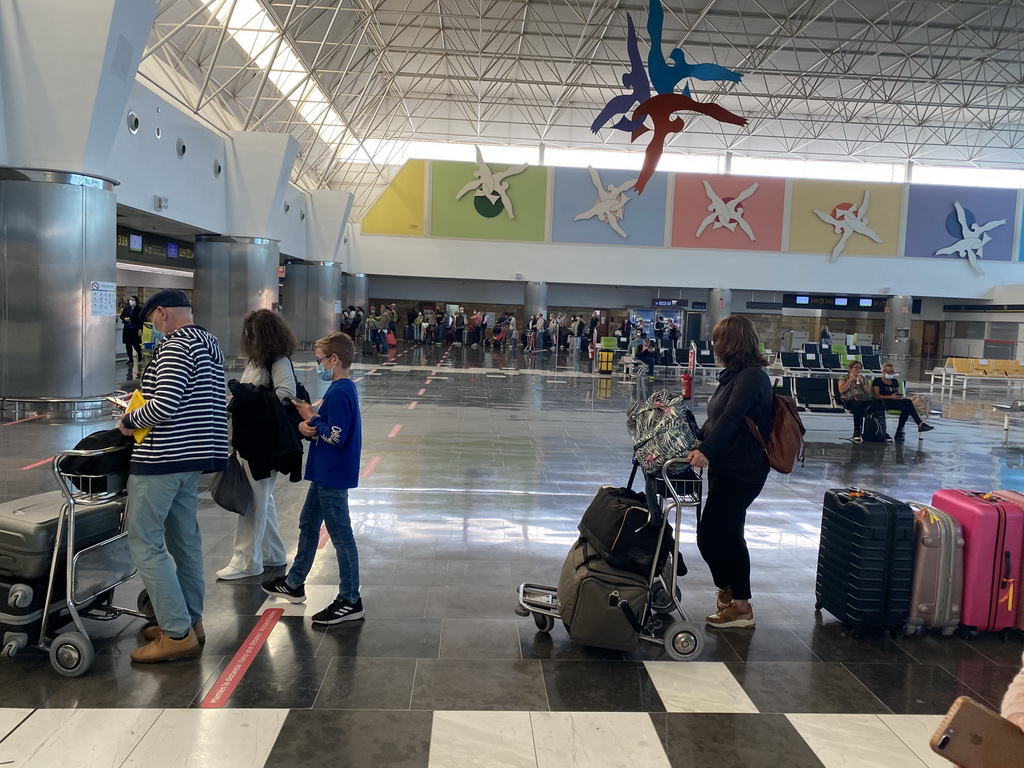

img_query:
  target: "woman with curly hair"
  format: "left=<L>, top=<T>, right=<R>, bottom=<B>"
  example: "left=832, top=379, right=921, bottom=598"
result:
left=217, top=309, right=298, bottom=580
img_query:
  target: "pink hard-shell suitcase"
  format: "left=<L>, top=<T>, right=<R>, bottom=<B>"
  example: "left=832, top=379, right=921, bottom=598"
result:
left=929, top=489, right=1022, bottom=633
left=992, top=490, right=1024, bottom=632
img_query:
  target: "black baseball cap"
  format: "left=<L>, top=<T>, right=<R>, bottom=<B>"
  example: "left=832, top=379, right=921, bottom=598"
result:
left=140, top=289, right=191, bottom=321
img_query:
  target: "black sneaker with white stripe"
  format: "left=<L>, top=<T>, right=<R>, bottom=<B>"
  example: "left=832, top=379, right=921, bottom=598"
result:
left=261, top=576, right=306, bottom=603
left=311, top=596, right=365, bottom=625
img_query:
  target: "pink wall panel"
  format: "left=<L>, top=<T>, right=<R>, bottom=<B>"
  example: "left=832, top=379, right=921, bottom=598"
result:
left=671, top=174, right=786, bottom=251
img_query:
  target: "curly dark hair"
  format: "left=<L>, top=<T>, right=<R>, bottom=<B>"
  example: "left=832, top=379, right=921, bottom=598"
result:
left=240, top=309, right=299, bottom=368
left=713, top=315, right=768, bottom=371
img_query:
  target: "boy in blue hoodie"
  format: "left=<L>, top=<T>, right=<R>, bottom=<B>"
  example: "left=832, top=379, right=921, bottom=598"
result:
left=262, top=332, right=364, bottom=624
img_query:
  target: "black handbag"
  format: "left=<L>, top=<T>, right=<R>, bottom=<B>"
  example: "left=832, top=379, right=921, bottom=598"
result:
left=209, top=454, right=252, bottom=515
left=577, top=486, right=676, bottom=577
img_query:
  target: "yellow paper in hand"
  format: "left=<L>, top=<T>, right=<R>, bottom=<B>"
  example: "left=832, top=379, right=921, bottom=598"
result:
left=126, top=389, right=153, bottom=445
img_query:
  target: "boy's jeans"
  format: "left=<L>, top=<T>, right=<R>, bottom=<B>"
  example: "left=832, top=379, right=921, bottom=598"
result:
left=286, top=484, right=360, bottom=603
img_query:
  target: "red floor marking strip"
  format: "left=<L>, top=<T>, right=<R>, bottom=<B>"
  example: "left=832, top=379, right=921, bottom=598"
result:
left=408, top=401, right=418, bottom=410
left=352, top=376, right=364, bottom=383
left=387, top=424, right=402, bottom=438
left=317, top=523, right=330, bottom=550
left=19, top=457, right=53, bottom=471
left=199, top=608, right=283, bottom=709
left=361, top=456, right=382, bottom=478
left=3, top=414, right=44, bottom=426
left=418, top=388, right=426, bottom=395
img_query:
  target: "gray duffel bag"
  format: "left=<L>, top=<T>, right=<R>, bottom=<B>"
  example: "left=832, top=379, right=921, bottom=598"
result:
left=557, top=538, right=650, bottom=651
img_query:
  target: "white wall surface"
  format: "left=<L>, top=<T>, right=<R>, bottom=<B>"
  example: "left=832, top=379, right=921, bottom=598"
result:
left=350, top=229, right=1020, bottom=301
left=269, top=185, right=309, bottom=257
left=105, top=81, right=227, bottom=234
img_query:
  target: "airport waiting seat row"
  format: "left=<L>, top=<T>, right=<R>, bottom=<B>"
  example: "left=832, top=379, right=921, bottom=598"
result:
left=930, top=357, right=1024, bottom=394
left=780, top=351, right=882, bottom=375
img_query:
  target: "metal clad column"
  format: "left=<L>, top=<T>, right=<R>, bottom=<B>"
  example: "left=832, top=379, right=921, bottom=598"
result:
left=193, top=236, right=278, bottom=358
left=346, top=274, right=368, bottom=314
left=706, top=288, right=733, bottom=336
left=524, top=281, right=548, bottom=318
left=0, top=172, right=116, bottom=399
left=883, top=294, right=913, bottom=365
left=282, top=262, right=342, bottom=343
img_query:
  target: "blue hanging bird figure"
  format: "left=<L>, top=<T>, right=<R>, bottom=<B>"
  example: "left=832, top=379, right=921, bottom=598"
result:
left=591, top=13, right=651, bottom=134
left=647, top=0, right=742, bottom=95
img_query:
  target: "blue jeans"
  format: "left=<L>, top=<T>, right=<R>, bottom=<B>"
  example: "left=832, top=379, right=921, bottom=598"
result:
left=286, top=484, right=360, bottom=603
left=127, top=472, right=204, bottom=637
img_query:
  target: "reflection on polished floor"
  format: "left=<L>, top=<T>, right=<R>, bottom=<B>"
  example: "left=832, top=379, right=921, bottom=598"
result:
left=1, top=342, right=1023, bottom=768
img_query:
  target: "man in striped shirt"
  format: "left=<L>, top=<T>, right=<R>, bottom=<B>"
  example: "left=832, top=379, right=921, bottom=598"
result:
left=119, top=289, right=229, bottom=663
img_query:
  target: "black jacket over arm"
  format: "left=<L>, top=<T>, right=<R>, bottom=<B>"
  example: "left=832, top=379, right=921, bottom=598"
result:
left=699, top=366, right=773, bottom=481
left=227, top=380, right=303, bottom=482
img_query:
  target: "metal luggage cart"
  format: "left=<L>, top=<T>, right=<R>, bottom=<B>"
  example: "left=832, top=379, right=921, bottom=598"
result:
left=515, top=458, right=706, bottom=661
left=1, top=445, right=154, bottom=677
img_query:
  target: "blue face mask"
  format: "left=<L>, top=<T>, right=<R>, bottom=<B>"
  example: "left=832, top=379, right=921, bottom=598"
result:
left=316, top=363, right=334, bottom=382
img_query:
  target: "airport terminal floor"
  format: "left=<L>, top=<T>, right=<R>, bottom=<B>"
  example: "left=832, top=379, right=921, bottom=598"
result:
left=1, top=342, right=1023, bottom=768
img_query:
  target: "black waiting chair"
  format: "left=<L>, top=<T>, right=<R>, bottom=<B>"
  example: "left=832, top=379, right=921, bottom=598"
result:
left=780, top=351, right=808, bottom=372
left=822, top=353, right=845, bottom=372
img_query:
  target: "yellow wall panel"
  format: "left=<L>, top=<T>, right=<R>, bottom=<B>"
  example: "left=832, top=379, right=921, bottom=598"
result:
left=361, top=159, right=425, bottom=236
left=789, top=180, right=903, bottom=258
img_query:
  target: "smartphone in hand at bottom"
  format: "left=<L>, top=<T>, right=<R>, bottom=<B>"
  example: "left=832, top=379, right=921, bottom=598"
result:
left=930, top=696, right=1024, bottom=768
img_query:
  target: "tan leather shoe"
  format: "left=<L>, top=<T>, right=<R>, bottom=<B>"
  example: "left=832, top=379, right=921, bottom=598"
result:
left=131, top=628, right=200, bottom=663
left=142, top=620, right=205, bottom=645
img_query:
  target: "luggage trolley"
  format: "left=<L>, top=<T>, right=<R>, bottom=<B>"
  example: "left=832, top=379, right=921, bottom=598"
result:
left=1, top=445, right=154, bottom=677
left=515, top=458, right=706, bottom=661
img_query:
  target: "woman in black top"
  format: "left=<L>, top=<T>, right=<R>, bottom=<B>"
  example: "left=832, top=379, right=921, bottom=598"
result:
left=686, top=316, right=773, bottom=629
left=120, top=295, right=143, bottom=369
left=872, top=362, right=934, bottom=441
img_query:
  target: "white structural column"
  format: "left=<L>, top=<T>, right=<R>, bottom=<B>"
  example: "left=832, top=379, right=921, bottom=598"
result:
left=525, top=282, right=548, bottom=319
left=193, top=132, right=299, bottom=357
left=882, top=294, right=914, bottom=363
left=0, top=0, right=156, bottom=400
left=279, top=189, right=354, bottom=343
left=706, top=288, right=733, bottom=337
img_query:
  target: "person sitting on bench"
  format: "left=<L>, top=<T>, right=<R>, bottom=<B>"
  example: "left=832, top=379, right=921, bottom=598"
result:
left=837, top=360, right=885, bottom=442
left=635, top=338, right=657, bottom=382
left=872, top=362, right=935, bottom=441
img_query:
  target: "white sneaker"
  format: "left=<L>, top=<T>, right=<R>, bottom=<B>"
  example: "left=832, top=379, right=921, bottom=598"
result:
left=216, top=565, right=263, bottom=580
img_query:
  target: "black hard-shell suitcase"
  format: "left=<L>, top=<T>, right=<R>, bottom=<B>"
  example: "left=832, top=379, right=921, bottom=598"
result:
left=361, top=339, right=372, bottom=354
left=815, top=487, right=914, bottom=635
left=0, top=491, right=125, bottom=580
left=0, top=575, right=75, bottom=642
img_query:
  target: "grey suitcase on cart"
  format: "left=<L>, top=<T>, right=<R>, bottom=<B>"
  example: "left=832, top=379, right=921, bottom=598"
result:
left=557, top=538, right=650, bottom=651
left=905, top=502, right=964, bottom=636
left=0, top=491, right=125, bottom=580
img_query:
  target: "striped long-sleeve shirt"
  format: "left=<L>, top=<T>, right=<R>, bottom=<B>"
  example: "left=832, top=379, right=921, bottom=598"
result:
left=123, top=324, right=229, bottom=475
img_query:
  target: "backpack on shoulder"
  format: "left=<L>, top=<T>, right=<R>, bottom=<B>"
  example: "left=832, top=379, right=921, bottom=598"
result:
left=744, top=391, right=806, bottom=474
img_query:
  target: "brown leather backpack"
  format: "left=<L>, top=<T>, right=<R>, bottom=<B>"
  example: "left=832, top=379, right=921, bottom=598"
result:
left=744, top=393, right=806, bottom=474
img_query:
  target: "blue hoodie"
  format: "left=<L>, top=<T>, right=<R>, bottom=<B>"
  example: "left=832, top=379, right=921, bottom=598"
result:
left=306, top=378, right=361, bottom=489
left=123, top=324, right=229, bottom=475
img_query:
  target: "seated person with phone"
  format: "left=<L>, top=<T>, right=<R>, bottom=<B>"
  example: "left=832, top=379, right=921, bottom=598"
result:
left=930, top=650, right=1024, bottom=767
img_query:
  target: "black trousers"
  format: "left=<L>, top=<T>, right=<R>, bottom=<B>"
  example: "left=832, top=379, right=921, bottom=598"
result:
left=885, top=399, right=922, bottom=432
left=845, top=399, right=884, bottom=433
left=124, top=339, right=142, bottom=364
left=696, top=470, right=767, bottom=601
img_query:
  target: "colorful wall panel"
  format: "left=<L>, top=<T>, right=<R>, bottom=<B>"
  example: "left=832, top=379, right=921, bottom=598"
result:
left=789, top=180, right=903, bottom=258
left=361, top=159, right=425, bottom=236
left=671, top=174, right=785, bottom=251
left=905, top=185, right=1017, bottom=267
left=550, top=167, right=667, bottom=246
left=430, top=160, right=547, bottom=242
